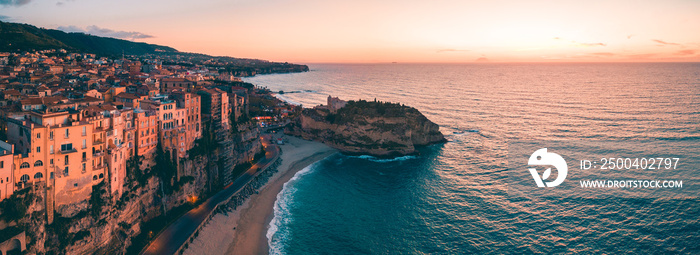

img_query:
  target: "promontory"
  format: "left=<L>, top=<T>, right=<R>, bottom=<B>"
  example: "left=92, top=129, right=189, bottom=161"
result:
left=286, top=96, right=446, bottom=157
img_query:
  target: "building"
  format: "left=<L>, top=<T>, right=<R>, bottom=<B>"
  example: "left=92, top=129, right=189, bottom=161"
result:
left=197, top=88, right=230, bottom=131
left=141, top=95, right=181, bottom=158
left=6, top=110, right=100, bottom=211
left=0, top=141, right=14, bottom=201
left=327, top=95, right=347, bottom=113
left=134, top=108, right=158, bottom=166
left=169, top=91, right=201, bottom=158
left=161, top=78, right=195, bottom=93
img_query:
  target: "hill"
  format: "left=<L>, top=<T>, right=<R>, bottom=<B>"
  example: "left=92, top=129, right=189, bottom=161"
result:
left=0, top=21, right=176, bottom=55
left=0, top=21, right=309, bottom=75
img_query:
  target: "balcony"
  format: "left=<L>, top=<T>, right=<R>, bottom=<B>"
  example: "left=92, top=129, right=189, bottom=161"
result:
left=94, top=139, right=104, bottom=145
left=93, top=164, right=106, bottom=171
left=93, top=150, right=104, bottom=157
left=59, top=148, right=77, bottom=154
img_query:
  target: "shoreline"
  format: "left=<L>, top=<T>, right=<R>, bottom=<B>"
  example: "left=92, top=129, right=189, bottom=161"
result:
left=183, top=135, right=336, bottom=255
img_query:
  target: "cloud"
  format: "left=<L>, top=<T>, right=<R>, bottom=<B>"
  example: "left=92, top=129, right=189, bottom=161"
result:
left=436, top=48, right=470, bottom=53
left=0, top=14, right=14, bottom=21
left=627, top=53, right=657, bottom=59
left=56, top=0, right=74, bottom=6
left=675, top=50, right=696, bottom=56
left=591, top=52, right=616, bottom=56
left=577, top=42, right=606, bottom=47
left=652, top=39, right=680, bottom=46
left=553, top=37, right=606, bottom=47
left=57, top=25, right=154, bottom=41
left=0, top=0, right=31, bottom=6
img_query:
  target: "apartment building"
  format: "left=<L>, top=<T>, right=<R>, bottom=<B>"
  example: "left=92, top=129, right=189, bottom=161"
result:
left=0, top=141, right=14, bottom=201
left=169, top=91, right=201, bottom=157
left=134, top=108, right=158, bottom=167
left=6, top=110, right=100, bottom=208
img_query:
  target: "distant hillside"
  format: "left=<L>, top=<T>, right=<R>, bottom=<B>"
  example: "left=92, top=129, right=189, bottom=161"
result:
left=0, top=21, right=177, bottom=55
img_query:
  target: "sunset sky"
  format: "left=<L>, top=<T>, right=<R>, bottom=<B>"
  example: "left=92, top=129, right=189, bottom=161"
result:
left=1, top=0, right=700, bottom=63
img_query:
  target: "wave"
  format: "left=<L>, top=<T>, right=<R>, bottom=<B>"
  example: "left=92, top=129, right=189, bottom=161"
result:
left=349, top=154, right=418, bottom=162
left=273, top=94, right=303, bottom=106
left=267, top=162, right=321, bottom=255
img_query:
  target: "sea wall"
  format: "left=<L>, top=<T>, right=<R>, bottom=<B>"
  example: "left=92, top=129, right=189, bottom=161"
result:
left=176, top=156, right=281, bottom=254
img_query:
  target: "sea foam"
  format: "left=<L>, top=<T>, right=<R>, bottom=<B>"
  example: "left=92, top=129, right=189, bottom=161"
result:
left=350, top=154, right=418, bottom=163
left=267, top=162, right=320, bottom=254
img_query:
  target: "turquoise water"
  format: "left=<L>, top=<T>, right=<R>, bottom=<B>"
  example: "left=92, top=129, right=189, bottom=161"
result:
left=245, top=63, right=700, bottom=254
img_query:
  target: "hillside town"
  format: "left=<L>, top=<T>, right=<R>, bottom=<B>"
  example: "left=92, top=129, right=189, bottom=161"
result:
left=0, top=49, right=299, bottom=254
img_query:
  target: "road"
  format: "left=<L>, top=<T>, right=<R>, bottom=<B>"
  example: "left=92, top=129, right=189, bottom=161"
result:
left=142, top=135, right=279, bottom=255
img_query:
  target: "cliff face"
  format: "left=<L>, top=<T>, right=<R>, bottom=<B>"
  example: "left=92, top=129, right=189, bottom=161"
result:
left=286, top=100, right=445, bottom=157
left=4, top=135, right=264, bottom=255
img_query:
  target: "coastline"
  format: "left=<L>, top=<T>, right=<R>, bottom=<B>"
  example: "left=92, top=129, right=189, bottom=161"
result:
left=182, top=135, right=336, bottom=255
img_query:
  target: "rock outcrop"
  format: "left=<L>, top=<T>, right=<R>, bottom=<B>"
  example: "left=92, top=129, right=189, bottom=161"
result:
left=286, top=100, right=446, bottom=157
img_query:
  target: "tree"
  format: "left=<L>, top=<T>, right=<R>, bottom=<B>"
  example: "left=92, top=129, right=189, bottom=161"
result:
left=153, top=139, right=177, bottom=193
left=126, top=154, right=145, bottom=187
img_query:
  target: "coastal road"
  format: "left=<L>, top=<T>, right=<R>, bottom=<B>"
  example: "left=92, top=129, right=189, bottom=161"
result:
left=142, top=135, right=279, bottom=255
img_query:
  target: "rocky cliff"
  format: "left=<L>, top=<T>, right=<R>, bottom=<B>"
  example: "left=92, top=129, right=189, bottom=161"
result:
left=0, top=135, right=264, bottom=255
left=286, top=100, right=446, bottom=157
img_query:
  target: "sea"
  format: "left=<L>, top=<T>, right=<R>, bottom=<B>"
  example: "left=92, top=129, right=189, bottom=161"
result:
left=244, top=63, right=700, bottom=254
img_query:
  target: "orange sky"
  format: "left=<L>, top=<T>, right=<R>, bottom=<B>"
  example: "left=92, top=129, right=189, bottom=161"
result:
left=2, top=0, right=700, bottom=63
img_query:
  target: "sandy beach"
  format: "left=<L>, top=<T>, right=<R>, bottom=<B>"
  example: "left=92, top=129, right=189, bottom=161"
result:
left=183, top=134, right=336, bottom=255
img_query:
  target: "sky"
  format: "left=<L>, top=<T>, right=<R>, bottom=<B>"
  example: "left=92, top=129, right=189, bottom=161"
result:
left=1, top=0, right=700, bottom=63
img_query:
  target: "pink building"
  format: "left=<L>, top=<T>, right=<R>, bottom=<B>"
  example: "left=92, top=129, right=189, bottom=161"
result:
left=169, top=91, right=202, bottom=157
left=7, top=110, right=99, bottom=210
left=134, top=108, right=158, bottom=168
left=0, top=141, right=14, bottom=201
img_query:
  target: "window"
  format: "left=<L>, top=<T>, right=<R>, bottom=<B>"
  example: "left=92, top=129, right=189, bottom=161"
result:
left=64, top=167, right=69, bottom=176
left=37, top=133, right=41, bottom=139
left=34, top=172, right=43, bottom=179
left=50, top=145, right=54, bottom=154
left=50, top=131, right=54, bottom=139
left=61, top=143, right=73, bottom=152
left=20, top=162, right=30, bottom=169
left=82, top=126, right=86, bottom=136
left=82, top=139, right=86, bottom=149
left=20, top=174, right=30, bottom=182
left=36, top=147, right=40, bottom=153
left=50, top=159, right=53, bottom=165
left=65, top=128, right=70, bottom=138
left=0, top=161, right=3, bottom=168
left=64, top=155, right=69, bottom=165
left=34, top=160, right=43, bottom=167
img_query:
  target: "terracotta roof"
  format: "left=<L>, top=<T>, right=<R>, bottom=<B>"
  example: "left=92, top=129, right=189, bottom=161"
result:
left=115, top=92, right=140, bottom=100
